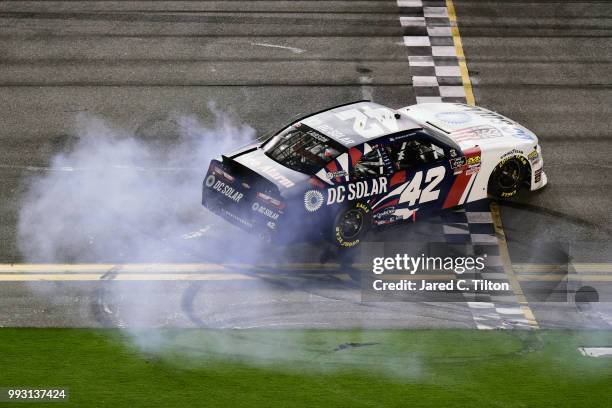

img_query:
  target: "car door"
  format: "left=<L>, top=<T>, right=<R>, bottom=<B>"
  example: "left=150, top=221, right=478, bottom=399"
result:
left=370, top=134, right=455, bottom=222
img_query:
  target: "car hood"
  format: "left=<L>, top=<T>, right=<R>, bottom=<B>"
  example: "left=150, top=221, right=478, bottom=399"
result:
left=398, top=103, right=538, bottom=151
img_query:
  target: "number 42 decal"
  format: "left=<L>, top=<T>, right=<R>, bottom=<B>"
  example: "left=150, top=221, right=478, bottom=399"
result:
left=335, top=106, right=399, bottom=139
left=397, top=166, right=446, bottom=206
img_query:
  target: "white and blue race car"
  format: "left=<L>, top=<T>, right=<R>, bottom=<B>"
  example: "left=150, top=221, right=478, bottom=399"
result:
left=202, top=101, right=547, bottom=247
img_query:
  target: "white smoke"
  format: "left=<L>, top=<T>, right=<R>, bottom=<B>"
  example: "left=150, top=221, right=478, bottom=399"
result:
left=15, top=106, right=424, bottom=379
left=18, top=104, right=255, bottom=263
left=15, top=106, right=324, bottom=367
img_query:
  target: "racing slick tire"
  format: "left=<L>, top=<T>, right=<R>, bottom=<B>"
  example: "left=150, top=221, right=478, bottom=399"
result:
left=488, top=155, right=528, bottom=199
left=331, top=202, right=372, bottom=249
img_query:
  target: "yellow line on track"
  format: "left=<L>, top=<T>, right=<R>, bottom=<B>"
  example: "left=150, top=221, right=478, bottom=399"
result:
left=447, top=0, right=538, bottom=327
left=0, top=263, right=230, bottom=273
left=1, top=263, right=610, bottom=278
left=514, top=263, right=612, bottom=274
left=0, top=263, right=354, bottom=281
left=0, top=263, right=345, bottom=274
left=518, top=275, right=612, bottom=282
left=490, top=202, right=540, bottom=328
left=447, top=0, right=476, bottom=106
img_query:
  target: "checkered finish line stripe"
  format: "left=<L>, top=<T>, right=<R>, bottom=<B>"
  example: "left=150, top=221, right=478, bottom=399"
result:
left=396, top=0, right=534, bottom=329
left=397, top=0, right=467, bottom=104
left=441, top=205, right=532, bottom=329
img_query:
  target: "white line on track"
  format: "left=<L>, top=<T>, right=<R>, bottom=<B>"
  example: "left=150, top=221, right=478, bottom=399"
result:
left=250, top=42, right=305, bottom=54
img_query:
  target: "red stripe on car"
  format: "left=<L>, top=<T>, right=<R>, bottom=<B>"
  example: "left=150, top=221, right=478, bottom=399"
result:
left=374, top=198, right=399, bottom=212
left=349, top=147, right=363, bottom=167
left=326, top=160, right=338, bottom=172
left=443, top=173, right=471, bottom=209
left=390, top=170, right=406, bottom=187
left=443, top=147, right=480, bottom=209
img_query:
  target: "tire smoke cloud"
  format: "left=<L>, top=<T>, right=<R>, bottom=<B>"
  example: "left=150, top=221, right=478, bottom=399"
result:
left=15, top=107, right=425, bottom=379
left=18, top=104, right=256, bottom=263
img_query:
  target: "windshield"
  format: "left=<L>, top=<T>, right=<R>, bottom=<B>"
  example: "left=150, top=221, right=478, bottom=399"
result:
left=263, top=124, right=345, bottom=175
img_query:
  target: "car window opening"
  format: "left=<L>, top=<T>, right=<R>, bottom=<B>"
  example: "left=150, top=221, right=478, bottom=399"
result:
left=263, top=125, right=345, bottom=175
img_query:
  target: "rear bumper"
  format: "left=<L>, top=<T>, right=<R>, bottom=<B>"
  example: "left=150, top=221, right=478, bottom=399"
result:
left=202, top=194, right=255, bottom=230
left=202, top=181, right=328, bottom=245
left=202, top=178, right=280, bottom=241
left=201, top=159, right=332, bottom=244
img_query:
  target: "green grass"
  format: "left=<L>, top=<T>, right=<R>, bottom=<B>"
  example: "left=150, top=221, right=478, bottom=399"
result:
left=1, top=329, right=611, bottom=407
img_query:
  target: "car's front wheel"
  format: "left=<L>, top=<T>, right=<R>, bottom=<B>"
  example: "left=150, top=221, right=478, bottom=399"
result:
left=331, top=203, right=372, bottom=248
left=488, top=156, right=528, bottom=198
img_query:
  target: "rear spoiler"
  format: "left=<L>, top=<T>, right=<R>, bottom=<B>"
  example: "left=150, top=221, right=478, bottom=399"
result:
left=220, top=155, right=280, bottom=195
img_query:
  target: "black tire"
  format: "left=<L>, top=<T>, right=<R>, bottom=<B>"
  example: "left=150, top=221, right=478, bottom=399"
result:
left=488, top=156, right=528, bottom=199
left=331, top=202, right=372, bottom=248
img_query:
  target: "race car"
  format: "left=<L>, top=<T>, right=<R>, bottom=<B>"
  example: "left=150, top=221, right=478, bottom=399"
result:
left=202, top=101, right=547, bottom=247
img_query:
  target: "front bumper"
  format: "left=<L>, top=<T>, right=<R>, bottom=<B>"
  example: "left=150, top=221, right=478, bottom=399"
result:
left=529, top=145, right=547, bottom=191
left=531, top=169, right=548, bottom=191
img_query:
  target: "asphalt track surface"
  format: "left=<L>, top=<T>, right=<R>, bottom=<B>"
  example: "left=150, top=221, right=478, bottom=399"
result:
left=0, top=1, right=611, bottom=329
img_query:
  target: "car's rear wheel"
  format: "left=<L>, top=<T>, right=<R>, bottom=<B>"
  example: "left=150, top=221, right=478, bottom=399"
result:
left=332, top=203, right=372, bottom=248
left=488, top=156, right=528, bottom=198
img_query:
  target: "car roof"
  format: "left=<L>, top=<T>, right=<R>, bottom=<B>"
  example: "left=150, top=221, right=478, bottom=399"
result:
left=298, top=101, right=422, bottom=148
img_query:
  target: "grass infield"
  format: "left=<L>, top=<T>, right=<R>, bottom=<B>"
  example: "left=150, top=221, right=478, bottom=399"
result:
left=1, top=329, right=611, bottom=407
